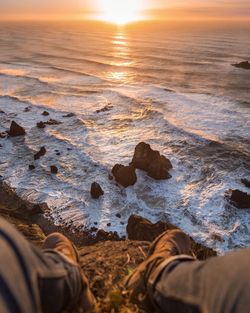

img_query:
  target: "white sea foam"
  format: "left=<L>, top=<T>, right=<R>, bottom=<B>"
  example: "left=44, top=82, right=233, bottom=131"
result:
left=0, top=23, right=249, bottom=253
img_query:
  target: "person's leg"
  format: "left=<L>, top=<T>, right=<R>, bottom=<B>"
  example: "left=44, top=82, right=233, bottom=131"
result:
left=126, top=229, right=250, bottom=313
left=0, top=217, right=94, bottom=313
left=152, top=248, right=250, bottom=313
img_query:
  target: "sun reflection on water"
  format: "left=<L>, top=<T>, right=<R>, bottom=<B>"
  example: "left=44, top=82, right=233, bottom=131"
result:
left=105, top=31, right=134, bottom=83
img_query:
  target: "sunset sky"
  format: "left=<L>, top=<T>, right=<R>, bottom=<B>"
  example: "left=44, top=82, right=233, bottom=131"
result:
left=0, top=0, right=249, bottom=22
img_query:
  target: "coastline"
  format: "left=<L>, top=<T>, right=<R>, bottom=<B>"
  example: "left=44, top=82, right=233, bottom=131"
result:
left=0, top=179, right=217, bottom=311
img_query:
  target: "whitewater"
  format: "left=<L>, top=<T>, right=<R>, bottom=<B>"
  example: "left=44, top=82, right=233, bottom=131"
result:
left=0, top=22, right=249, bottom=253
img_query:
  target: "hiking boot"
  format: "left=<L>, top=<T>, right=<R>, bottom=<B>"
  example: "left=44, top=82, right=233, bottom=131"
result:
left=43, top=232, right=96, bottom=313
left=125, top=229, right=195, bottom=309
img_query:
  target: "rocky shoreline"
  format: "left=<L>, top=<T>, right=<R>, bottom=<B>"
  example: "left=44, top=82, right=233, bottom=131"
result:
left=0, top=179, right=217, bottom=312
left=1, top=120, right=249, bottom=312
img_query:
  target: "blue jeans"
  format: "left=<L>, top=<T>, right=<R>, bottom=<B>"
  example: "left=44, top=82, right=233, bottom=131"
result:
left=150, top=248, right=250, bottom=313
left=0, top=218, right=83, bottom=313
left=1, top=217, right=250, bottom=313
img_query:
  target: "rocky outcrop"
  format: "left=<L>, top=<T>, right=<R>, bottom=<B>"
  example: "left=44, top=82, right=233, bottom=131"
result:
left=226, top=189, right=250, bottom=209
left=42, top=111, right=49, bottom=116
left=34, top=147, right=46, bottom=160
left=241, top=178, right=250, bottom=188
left=8, top=121, right=26, bottom=137
left=112, top=164, right=137, bottom=187
left=0, top=180, right=220, bottom=313
left=127, top=214, right=176, bottom=242
left=91, top=182, right=104, bottom=199
left=95, top=229, right=120, bottom=241
left=50, top=165, right=58, bottom=174
left=0, top=181, right=49, bottom=218
left=127, top=215, right=216, bottom=260
left=45, top=119, right=61, bottom=125
left=130, top=142, right=172, bottom=180
left=37, top=119, right=61, bottom=128
left=37, top=121, right=46, bottom=129
left=232, top=61, right=250, bottom=70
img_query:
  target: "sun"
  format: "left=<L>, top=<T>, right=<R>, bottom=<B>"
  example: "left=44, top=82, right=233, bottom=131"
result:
left=97, top=0, right=143, bottom=25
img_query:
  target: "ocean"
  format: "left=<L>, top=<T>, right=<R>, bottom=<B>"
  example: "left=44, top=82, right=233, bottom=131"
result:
left=0, top=21, right=249, bottom=253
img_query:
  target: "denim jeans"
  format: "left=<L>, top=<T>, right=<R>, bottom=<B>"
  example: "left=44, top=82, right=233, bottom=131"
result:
left=0, top=218, right=83, bottom=313
left=151, top=248, right=250, bottom=313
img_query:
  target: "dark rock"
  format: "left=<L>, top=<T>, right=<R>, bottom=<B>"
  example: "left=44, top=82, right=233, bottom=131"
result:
left=131, top=142, right=172, bottom=180
left=232, top=61, right=250, bottom=70
left=37, top=121, right=46, bottom=129
left=94, top=222, right=98, bottom=225
left=56, top=152, right=61, bottom=156
left=112, top=164, right=137, bottom=187
left=32, top=203, right=49, bottom=214
left=8, top=121, right=26, bottom=137
left=95, top=229, right=120, bottom=241
left=24, top=107, right=31, bottom=112
left=91, top=182, right=104, bottom=199
left=147, top=155, right=172, bottom=180
left=34, top=147, right=46, bottom=160
left=0, top=110, right=5, bottom=114
left=0, top=144, right=2, bottom=148
left=126, top=215, right=216, bottom=260
left=116, top=213, right=121, bottom=218
left=241, top=178, right=250, bottom=188
left=42, top=111, right=49, bottom=116
left=108, top=174, right=113, bottom=180
left=211, top=233, right=224, bottom=243
left=29, top=165, right=35, bottom=170
left=225, top=189, right=250, bottom=209
left=96, top=104, right=113, bottom=113
left=50, top=166, right=58, bottom=174
left=67, top=148, right=72, bottom=151
left=127, top=214, right=176, bottom=242
left=63, top=113, right=75, bottom=118
left=45, top=119, right=61, bottom=125
left=90, top=227, right=98, bottom=232
left=107, top=223, right=111, bottom=227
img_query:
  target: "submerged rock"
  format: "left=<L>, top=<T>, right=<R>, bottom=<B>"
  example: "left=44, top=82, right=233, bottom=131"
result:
left=226, top=189, right=250, bottom=209
left=34, top=147, right=46, bottom=160
left=112, top=164, right=137, bottom=187
left=42, top=111, right=49, bottom=116
left=63, top=112, right=75, bottom=118
left=131, top=142, right=172, bottom=180
left=0, top=110, right=5, bottom=114
left=37, top=121, right=46, bottom=129
left=91, top=182, right=104, bottom=199
left=45, top=119, right=62, bottom=125
left=8, top=121, right=26, bottom=137
left=29, top=165, right=35, bottom=170
left=232, top=61, right=250, bottom=70
left=96, top=104, right=113, bottom=113
left=50, top=165, right=58, bottom=174
left=241, top=178, right=250, bottom=188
